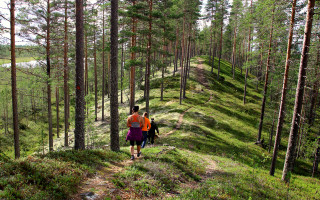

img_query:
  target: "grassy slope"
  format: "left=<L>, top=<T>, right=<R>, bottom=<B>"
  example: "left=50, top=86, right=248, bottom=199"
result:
left=1, top=56, right=319, bottom=199
left=113, top=56, right=319, bottom=199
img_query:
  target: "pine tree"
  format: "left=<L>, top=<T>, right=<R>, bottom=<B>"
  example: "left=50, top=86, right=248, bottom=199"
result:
left=282, top=0, right=316, bottom=182
left=74, top=0, right=85, bottom=150
left=110, top=0, right=120, bottom=151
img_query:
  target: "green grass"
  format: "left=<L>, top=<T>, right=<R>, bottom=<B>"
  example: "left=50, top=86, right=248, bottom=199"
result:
left=0, top=150, right=128, bottom=200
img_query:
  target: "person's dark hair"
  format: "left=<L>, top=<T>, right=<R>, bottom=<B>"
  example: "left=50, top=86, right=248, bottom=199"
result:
left=133, top=106, right=139, bottom=112
left=151, top=118, right=154, bottom=121
left=143, top=112, right=148, bottom=117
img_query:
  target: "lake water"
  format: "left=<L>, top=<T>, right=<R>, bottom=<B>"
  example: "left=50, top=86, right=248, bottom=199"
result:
left=1, top=60, right=41, bottom=68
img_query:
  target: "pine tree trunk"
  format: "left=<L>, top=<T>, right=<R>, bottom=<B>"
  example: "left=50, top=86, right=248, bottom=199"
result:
left=282, top=0, right=315, bottom=182
left=146, top=0, right=152, bottom=114
left=64, top=0, right=69, bottom=146
left=231, top=24, right=237, bottom=80
left=102, top=7, right=105, bottom=121
left=257, top=5, right=275, bottom=143
left=183, top=32, right=191, bottom=98
left=217, top=3, right=224, bottom=80
left=243, top=0, right=252, bottom=104
left=110, top=0, right=119, bottom=151
left=94, top=23, right=98, bottom=121
left=173, top=27, right=179, bottom=76
left=179, top=14, right=186, bottom=105
left=85, top=32, right=88, bottom=116
left=10, top=0, right=20, bottom=158
left=130, top=0, right=137, bottom=113
left=56, top=87, right=59, bottom=138
left=75, top=0, right=85, bottom=150
left=46, top=0, right=53, bottom=152
left=121, top=42, right=124, bottom=104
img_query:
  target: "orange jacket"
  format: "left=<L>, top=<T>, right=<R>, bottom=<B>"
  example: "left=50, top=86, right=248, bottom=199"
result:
left=142, top=117, right=151, bottom=131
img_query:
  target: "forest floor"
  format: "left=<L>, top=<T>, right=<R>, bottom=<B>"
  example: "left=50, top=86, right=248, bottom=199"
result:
left=72, top=59, right=218, bottom=200
left=1, top=56, right=319, bottom=200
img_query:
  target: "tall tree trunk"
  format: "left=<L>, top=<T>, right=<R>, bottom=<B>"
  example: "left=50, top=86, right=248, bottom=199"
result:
left=217, top=2, right=224, bottom=80
left=121, top=42, right=124, bottom=104
left=75, top=0, right=85, bottom=150
left=64, top=0, right=69, bottom=146
left=129, top=0, right=137, bottom=113
left=46, top=0, right=53, bottom=152
left=56, top=87, right=59, bottom=138
left=270, top=0, right=297, bottom=176
left=231, top=23, right=237, bottom=80
left=183, top=31, right=191, bottom=98
left=209, top=7, right=214, bottom=64
left=243, top=0, right=252, bottom=105
left=94, top=22, right=98, bottom=121
left=179, top=14, right=186, bottom=105
left=85, top=31, right=88, bottom=116
left=110, top=0, right=119, bottom=151
left=257, top=4, right=275, bottom=143
left=173, top=27, right=179, bottom=76
left=146, top=0, right=152, bottom=114
left=102, top=7, right=105, bottom=121
left=161, top=24, right=166, bottom=101
left=282, top=0, right=315, bottom=182
left=10, top=0, right=20, bottom=159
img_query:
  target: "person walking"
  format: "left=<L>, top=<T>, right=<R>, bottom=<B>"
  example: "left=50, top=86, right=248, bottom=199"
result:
left=126, top=106, right=144, bottom=160
left=148, top=118, right=159, bottom=146
left=141, top=112, right=151, bottom=148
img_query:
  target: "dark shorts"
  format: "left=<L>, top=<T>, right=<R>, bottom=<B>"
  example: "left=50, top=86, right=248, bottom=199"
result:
left=130, top=140, right=142, bottom=146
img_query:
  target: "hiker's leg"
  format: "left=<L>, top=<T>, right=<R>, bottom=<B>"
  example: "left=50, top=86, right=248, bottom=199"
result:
left=130, top=141, right=135, bottom=156
left=151, top=132, right=155, bottom=144
left=137, top=145, right=141, bottom=154
left=141, top=131, right=148, bottom=148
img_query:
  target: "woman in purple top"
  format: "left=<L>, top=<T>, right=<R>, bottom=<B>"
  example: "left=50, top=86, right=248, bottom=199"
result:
left=126, top=106, right=144, bottom=160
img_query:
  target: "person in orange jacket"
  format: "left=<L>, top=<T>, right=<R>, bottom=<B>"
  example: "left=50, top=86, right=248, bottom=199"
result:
left=141, top=112, right=151, bottom=148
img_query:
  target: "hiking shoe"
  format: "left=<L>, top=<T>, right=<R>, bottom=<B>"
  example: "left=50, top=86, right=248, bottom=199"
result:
left=131, top=155, right=134, bottom=160
left=137, top=152, right=141, bottom=157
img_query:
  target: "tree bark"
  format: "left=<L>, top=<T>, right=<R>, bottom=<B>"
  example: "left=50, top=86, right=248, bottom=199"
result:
left=130, top=0, right=137, bottom=113
left=110, top=0, right=119, bottom=151
left=282, top=0, right=315, bottom=182
left=46, top=0, right=53, bottom=152
left=75, top=0, right=85, bottom=150
left=179, top=14, right=185, bottom=105
left=217, top=2, right=224, bottom=80
left=64, top=0, right=69, bottom=146
left=94, top=21, right=98, bottom=121
left=10, top=0, right=20, bottom=159
left=56, top=87, right=59, bottom=138
left=146, top=0, right=152, bottom=115
left=102, top=7, right=105, bottom=121
left=257, top=4, right=275, bottom=143
left=121, top=42, right=124, bottom=104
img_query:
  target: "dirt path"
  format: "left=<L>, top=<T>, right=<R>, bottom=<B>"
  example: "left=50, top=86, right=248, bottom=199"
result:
left=73, top=58, right=216, bottom=200
left=164, top=58, right=212, bottom=137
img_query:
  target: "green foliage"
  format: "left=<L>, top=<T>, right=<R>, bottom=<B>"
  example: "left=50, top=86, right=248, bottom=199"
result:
left=0, top=150, right=128, bottom=199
